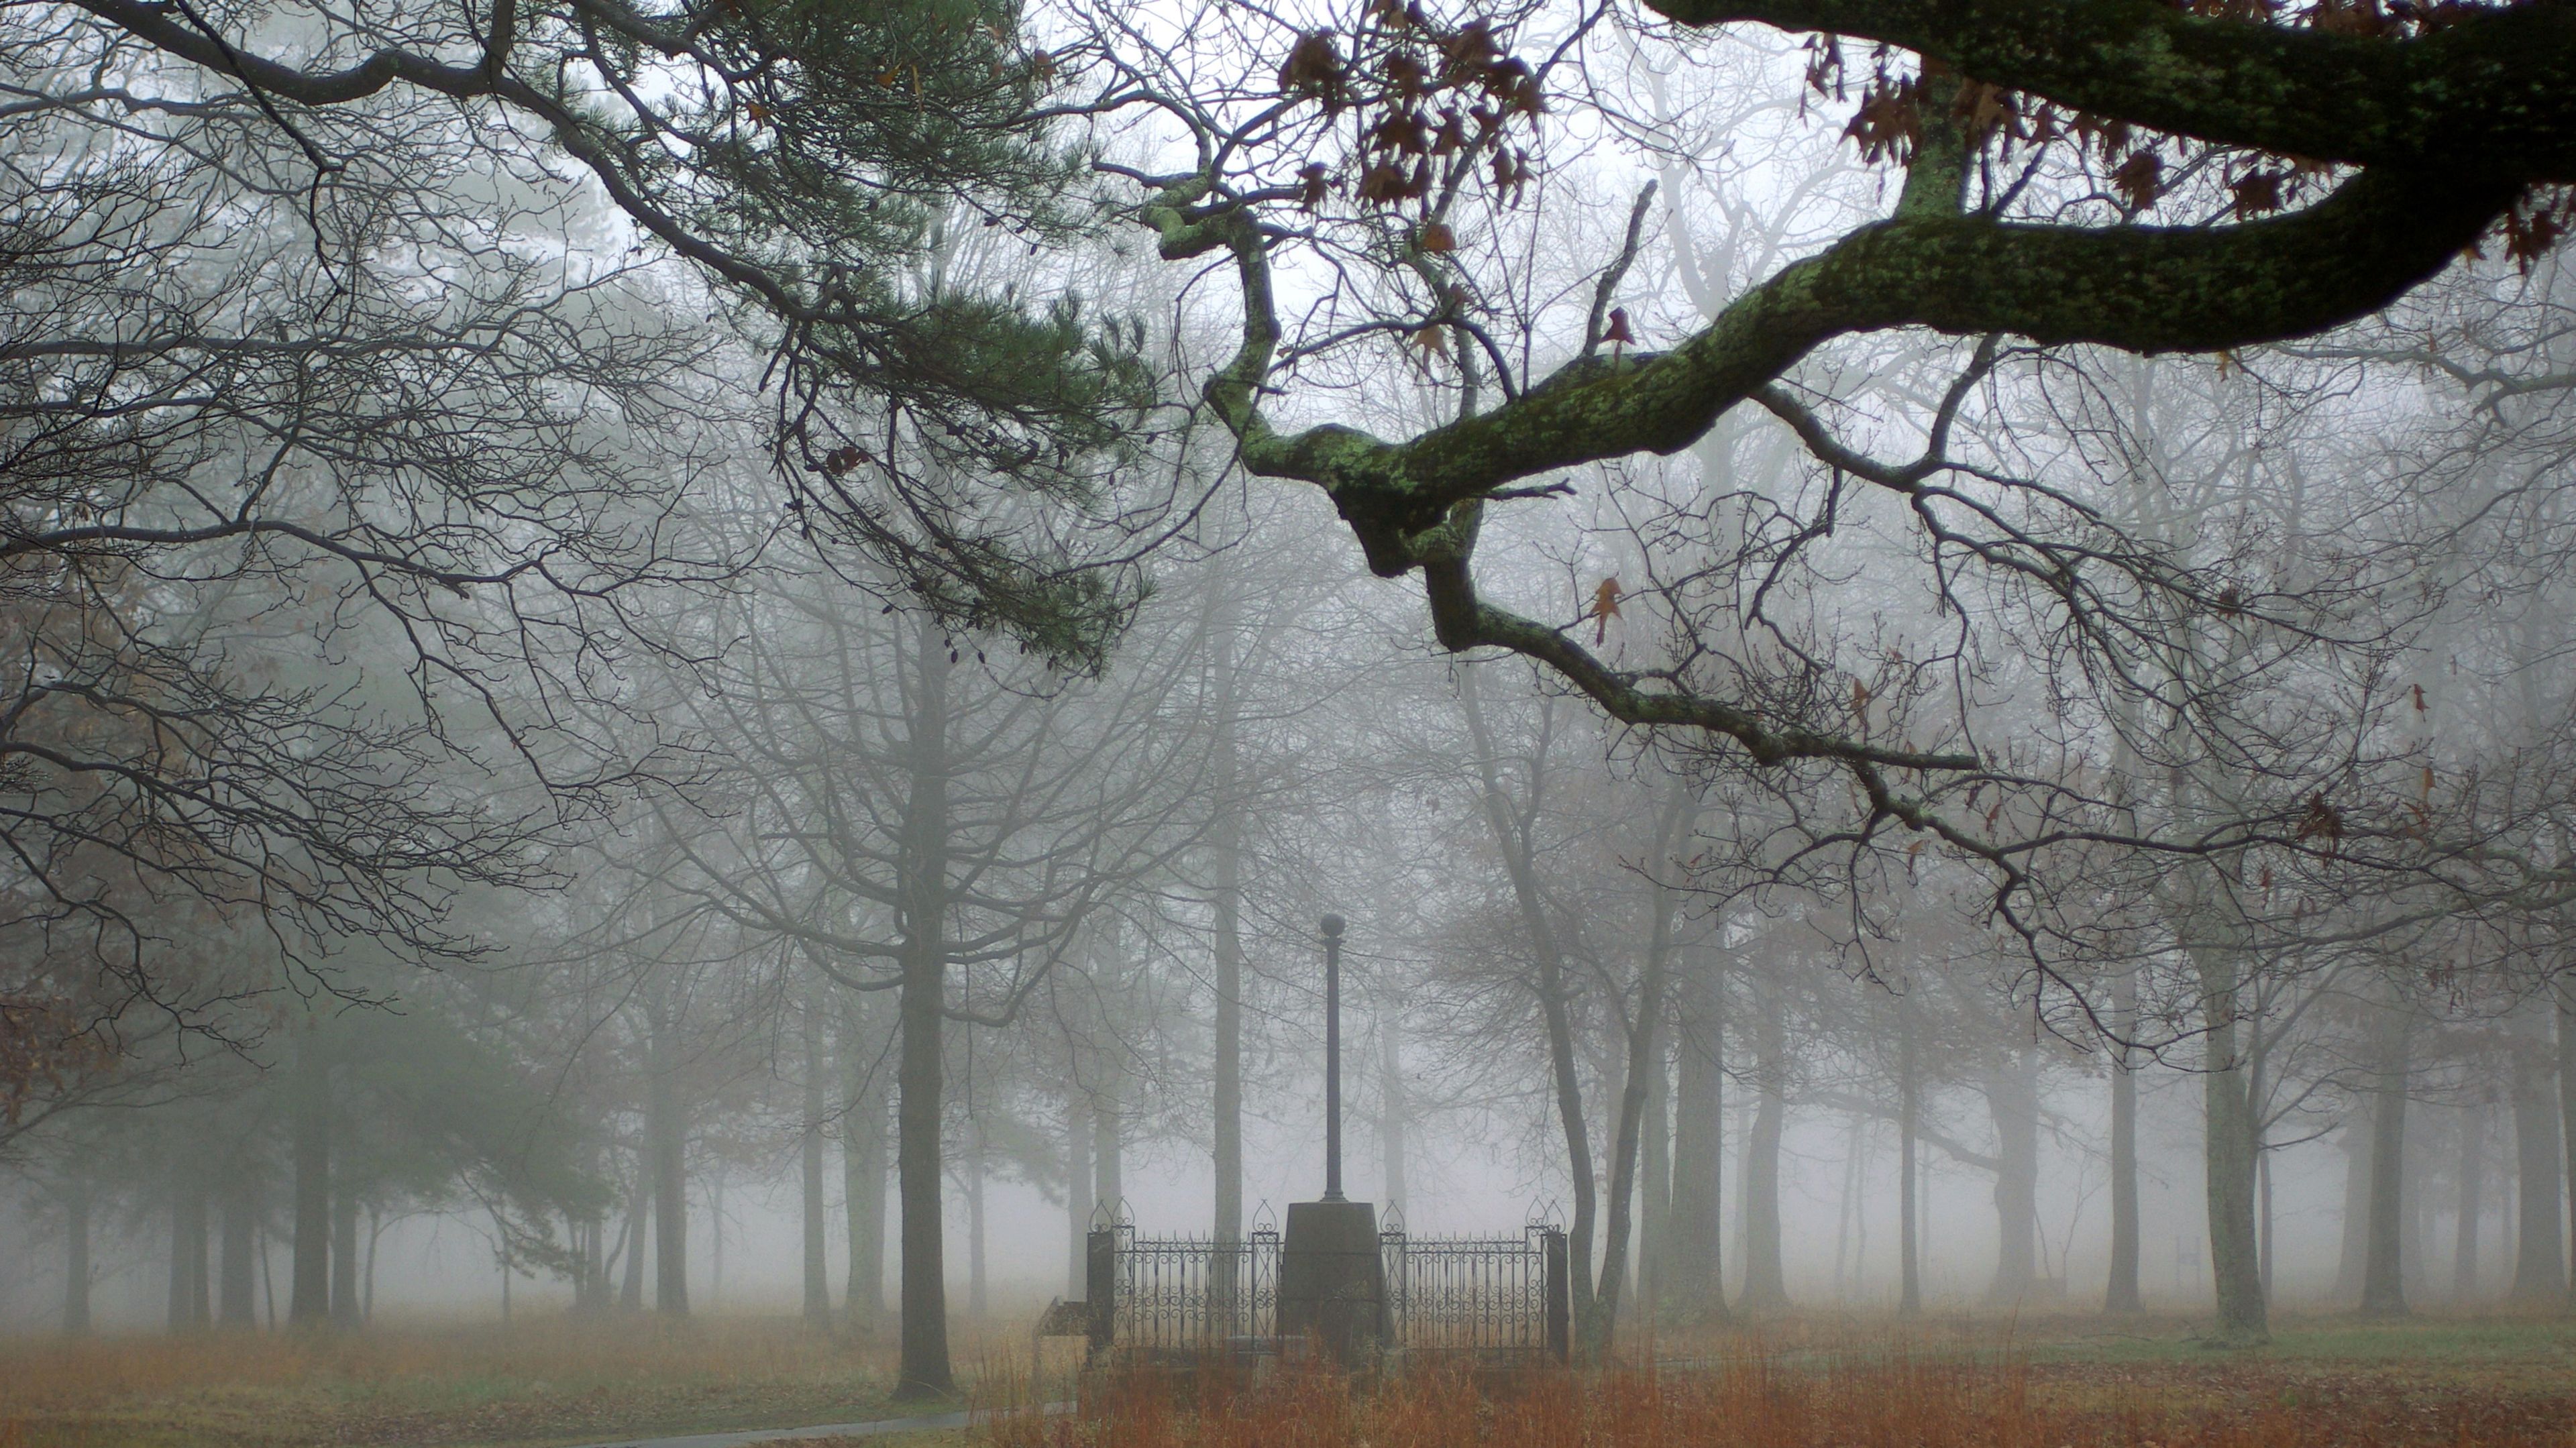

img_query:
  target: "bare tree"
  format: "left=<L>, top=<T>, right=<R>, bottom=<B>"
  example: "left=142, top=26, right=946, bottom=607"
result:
left=645, top=535, right=1220, bottom=1394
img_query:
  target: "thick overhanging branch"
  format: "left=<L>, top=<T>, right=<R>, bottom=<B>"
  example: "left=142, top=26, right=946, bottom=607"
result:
left=1647, top=0, right=2576, bottom=182
left=1233, top=164, right=2508, bottom=565
left=1149, top=113, right=2506, bottom=789
left=76, top=0, right=483, bottom=106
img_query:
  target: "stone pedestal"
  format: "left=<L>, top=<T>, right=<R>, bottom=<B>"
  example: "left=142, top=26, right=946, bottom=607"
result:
left=1276, top=1199, right=1385, bottom=1363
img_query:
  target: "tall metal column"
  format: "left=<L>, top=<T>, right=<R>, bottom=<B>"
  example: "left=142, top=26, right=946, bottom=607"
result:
left=1322, top=913, right=1346, bottom=1202
left=1279, top=910, right=1381, bottom=1362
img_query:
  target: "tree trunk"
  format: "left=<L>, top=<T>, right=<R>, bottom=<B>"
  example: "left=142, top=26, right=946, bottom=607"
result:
left=290, top=1022, right=332, bottom=1327
left=969, top=1134, right=989, bottom=1320
left=1065, top=1090, right=1093, bottom=1298
left=2510, top=1031, right=2565, bottom=1304
left=61, top=1174, right=91, bottom=1335
left=1986, top=1046, right=2040, bottom=1306
left=1210, top=590, right=1246, bottom=1254
left=191, top=1189, right=212, bottom=1325
left=894, top=934, right=951, bottom=1395
left=1589, top=786, right=1693, bottom=1349
left=2404, top=1124, right=2429, bottom=1304
left=168, top=1194, right=187, bottom=1332
left=1830, top=1117, right=1862, bottom=1300
left=1458, top=671, right=1597, bottom=1336
left=1666, top=951, right=1727, bottom=1321
left=2455, top=1103, right=2484, bottom=1302
left=1898, top=992, right=1921, bottom=1318
left=2259, top=1142, right=2275, bottom=1301
left=2247, top=968, right=2276, bottom=1308
left=2189, top=929, right=2267, bottom=1343
left=1737, top=980, right=1790, bottom=1312
left=894, top=613, right=955, bottom=1400
left=331, top=1147, right=361, bottom=1328
left=1380, top=1015, right=1409, bottom=1207
left=1640, top=1032, right=1671, bottom=1315
left=2334, top=1109, right=2371, bottom=1302
left=841, top=997, right=888, bottom=1332
left=1594, top=1033, right=1654, bottom=1339
left=219, top=1162, right=257, bottom=1327
left=2106, top=970, right=2143, bottom=1313
left=580, top=1195, right=602, bottom=1308
left=647, top=987, right=690, bottom=1317
left=619, top=1156, right=647, bottom=1312
left=1093, top=1070, right=1123, bottom=1216
left=2358, top=1000, right=2411, bottom=1317
left=2561, top=977, right=2575, bottom=1314
left=802, top=979, right=831, bottom=1325
left=169, top=1182, right=209, bottom=1331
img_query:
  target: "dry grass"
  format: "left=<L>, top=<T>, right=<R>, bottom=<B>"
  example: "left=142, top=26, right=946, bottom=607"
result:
left=991, top=1315, right=2576, bottom=1448
left=3, top=1311, right=2567, bottom=1448
left=0, top=1314, right=912, bottom=1448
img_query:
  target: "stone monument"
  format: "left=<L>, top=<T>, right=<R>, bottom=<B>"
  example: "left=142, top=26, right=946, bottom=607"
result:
left=1274, top=913, right=1387, bottom=1361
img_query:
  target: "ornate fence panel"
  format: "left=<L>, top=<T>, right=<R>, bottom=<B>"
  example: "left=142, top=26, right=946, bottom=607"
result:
left=1379, top=1217, right=1569, bottom=1361
left=1086, top=1209, right=1565, bottom=1364
left=1087, top=1220, right=1281, bottom=1357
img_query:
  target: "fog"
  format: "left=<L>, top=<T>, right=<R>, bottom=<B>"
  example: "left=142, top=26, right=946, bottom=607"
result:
left=3, top=0, right=2574, bottom=1397
left=1, top=924, right=2553, bottom=1337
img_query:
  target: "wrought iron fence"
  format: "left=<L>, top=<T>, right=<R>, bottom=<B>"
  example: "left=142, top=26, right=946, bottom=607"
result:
left=1085, top=1207, right=1566, bottom=1363
left=1379, top=1214, right=1568, bottom=1360
left=1087, top=1219, right=1281, bottom=1356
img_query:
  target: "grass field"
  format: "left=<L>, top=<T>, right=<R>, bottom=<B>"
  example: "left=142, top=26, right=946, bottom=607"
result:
left=996, top=1313, right=2576, bottom=1448
left=1, top=1311, right=2568, bottom=1448
left=0, top=1315, right=961, bottom=1448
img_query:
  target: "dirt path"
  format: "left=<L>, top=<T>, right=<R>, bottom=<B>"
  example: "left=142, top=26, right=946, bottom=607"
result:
left=561, top=1401, right=1068, bottom=1448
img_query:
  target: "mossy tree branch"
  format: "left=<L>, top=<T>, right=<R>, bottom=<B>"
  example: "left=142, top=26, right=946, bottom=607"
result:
left=1648, top=0, right=2576, bottom=182
left=1211, top=164, right=2507, bottom=567
left=1146, top=146, right=2506, bottom=783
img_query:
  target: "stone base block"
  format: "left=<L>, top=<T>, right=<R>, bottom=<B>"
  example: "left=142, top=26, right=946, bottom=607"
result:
left=1276, top=1199, right=1385, bottom=1364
